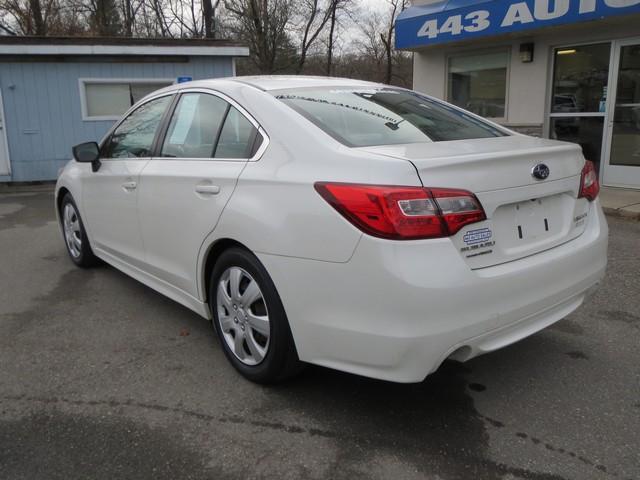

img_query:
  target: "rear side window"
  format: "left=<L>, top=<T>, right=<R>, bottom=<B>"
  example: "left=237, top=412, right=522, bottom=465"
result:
left=214, top=106, right=257, bottom=159
left=161, top=93, right=228, bottom=158
left=274, top=87, right=506, bottom=147
left=102, top=95, right=172, bottom=158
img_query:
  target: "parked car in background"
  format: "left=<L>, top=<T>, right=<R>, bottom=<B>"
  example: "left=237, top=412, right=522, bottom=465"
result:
left=56, top=76, right=608, bottom=384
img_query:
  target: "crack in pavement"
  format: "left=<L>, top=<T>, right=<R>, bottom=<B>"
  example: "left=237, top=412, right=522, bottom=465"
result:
left=478, top=414, right=625, bottom=479
left=1, top=393, right=595, bottom=480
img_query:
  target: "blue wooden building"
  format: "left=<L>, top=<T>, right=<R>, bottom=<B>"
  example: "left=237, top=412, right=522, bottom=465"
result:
left=0, top=36, right=248, bottom=182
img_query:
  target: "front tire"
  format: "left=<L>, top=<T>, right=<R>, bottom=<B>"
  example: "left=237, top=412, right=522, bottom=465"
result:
left=210, top=247, right=302, bottom=384
left=60, top=193, right=99, bottom=268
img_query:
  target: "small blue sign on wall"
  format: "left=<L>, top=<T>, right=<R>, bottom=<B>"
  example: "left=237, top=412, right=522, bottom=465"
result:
left=177, top=76, right=193, bottom=83
left=396, top=0, right=640, bottom=50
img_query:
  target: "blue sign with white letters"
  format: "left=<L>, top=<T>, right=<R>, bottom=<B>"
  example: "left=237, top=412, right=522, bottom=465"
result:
left=395, top=0, right=640, bottom=49
left=177, top=76, right=193, bottom=83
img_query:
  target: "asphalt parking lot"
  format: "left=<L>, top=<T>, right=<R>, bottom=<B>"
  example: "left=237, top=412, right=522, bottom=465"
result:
left=0, top=189, right=638, bottom=480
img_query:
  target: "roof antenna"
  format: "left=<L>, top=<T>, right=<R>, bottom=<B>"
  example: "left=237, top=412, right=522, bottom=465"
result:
left=385, top=119, right=405, bottom=131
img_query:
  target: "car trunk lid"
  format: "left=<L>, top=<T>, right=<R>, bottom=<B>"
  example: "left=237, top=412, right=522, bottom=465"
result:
left=359, top=136, right=590, bottom=269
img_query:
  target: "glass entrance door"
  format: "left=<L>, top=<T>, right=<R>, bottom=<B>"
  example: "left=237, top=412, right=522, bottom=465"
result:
left=548, top=43, right=611, bottom=177
left=603, top=39, right=640, bottom=188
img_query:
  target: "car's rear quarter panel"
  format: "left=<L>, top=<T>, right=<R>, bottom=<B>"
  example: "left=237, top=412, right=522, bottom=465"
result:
left=204, top=85, right=424, bottom=264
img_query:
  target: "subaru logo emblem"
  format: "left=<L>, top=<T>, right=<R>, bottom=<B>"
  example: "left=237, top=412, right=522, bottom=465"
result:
left=532, top=163, right=550, bottom=180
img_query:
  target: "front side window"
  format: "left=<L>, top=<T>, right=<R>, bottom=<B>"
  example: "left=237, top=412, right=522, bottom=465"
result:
left=161, top=93, right=229, bottom=158
left=274, top=87, right=505, bottom=147
left=83, top=80, right=172, bottom=119
left=448, top=51, right=509, bottom=119
left=102, top=95, right=172, bottom=159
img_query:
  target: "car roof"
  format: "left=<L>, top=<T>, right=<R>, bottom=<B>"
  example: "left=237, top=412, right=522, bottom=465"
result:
left=230, top=75, right=385, bottom=91
left=156, top=75, right=385, bottom=94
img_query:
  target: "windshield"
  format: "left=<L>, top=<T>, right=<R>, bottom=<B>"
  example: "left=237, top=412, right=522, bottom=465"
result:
left=274, top=87, right=507, bottom=147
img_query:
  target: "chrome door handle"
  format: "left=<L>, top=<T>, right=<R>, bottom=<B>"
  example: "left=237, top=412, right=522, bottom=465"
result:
left=122, top=181, right=137, bottom=190
left=195, top=185, right=220, bottom=195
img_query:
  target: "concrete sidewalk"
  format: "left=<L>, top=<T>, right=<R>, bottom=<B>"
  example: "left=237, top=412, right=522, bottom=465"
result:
left=600, top=187, right=640, bottom=220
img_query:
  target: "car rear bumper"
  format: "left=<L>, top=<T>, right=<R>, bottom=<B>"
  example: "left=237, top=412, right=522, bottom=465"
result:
left=259, top=200, right=608, bottom=383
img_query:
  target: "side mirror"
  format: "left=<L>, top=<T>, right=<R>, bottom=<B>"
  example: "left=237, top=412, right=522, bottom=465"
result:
left=72, top=142, right=101, bottom=172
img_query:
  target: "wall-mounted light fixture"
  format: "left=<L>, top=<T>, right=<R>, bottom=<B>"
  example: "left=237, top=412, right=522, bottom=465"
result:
left=519, top=42, right=535, bottom=63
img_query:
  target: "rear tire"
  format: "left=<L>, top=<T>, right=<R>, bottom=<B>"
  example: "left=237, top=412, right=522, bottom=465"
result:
left=60, top=193, right=99, bottom=268
left=210, top=247, right=302, bottom=384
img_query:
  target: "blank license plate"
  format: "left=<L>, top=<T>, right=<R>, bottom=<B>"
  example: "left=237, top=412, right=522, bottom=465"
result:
left=513, top=198, right=554, bottom=241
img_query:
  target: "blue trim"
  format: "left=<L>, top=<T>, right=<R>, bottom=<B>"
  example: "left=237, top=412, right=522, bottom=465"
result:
left=397, top=0, right=492, bottom=19
left=396, top=0, right=640, bottom=49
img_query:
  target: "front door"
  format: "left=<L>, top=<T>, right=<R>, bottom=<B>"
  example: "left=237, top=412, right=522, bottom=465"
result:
left=603, top=39, right=640, bottom=188
left=137, top=91, right=260, bottom=299
left=0, top=89, right=10, bottom=176
left=82, top=94, right=173, bottom=267
left=548, top=42, right=611, bottom=179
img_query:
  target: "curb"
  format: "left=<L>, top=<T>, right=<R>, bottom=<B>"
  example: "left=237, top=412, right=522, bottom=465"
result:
left=0, top=182, right=55, bottom=193
left=603, top=206, right=640, bottom=221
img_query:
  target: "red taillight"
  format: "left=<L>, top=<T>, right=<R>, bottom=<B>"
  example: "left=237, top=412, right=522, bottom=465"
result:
left=314, top=182, right=486, bottom=240
left=578, top=160, right=600, bottom=201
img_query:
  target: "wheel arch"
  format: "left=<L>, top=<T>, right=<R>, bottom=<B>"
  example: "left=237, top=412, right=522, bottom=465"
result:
left=201, top=238, right=252, bottom=312
left=56, top=186, right=70, bottom=214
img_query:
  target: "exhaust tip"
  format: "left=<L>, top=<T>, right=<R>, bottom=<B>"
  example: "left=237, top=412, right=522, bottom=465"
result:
left=447, top=346, right=473, bottom=362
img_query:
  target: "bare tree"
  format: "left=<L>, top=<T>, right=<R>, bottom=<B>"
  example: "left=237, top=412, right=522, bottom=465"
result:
left=295, top=0, right=332, bottom=73
left=356, top=11, right=385, bottom=80
left=120, top=0, right=131, bottom=34
left=29, top=0, right=44, bottom=33
left=0, top=0, right=79, bottom=34
left=225, top=0, right=293, bottom=74
left=0, top=0, right=44, bottom=34
left=325, top=0, right=351, bottom=75
left=151, top=0, right=169, bottom=35
left=202, top=0, right=220, bottom=38
left=85, top=0, right=122, bottom=35
left=356, top=0, right=409, bottom=85
left=379, top=0, right=407, bottom=84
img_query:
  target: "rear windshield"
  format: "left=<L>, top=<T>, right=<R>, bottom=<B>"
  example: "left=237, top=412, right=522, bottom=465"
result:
left=274, top=87, right=507, bottom=147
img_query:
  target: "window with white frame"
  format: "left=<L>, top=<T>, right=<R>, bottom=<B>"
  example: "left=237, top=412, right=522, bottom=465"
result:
left=447, top=50, right=509, bottom=120
left=80, top=79, right=173, bottom=120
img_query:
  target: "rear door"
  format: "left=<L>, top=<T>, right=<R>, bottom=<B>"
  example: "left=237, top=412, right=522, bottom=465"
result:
left=137, top=90, right=262, bottom=298
left=82, top=94, right=173, bottom=267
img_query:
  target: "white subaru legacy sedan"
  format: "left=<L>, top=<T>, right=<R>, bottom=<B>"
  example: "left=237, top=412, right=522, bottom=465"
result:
left=56, top=76, right=608, bottom=384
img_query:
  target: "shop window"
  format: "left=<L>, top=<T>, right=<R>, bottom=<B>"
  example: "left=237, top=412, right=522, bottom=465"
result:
left=551, top=43, right=611, bottom=114
left=81, top=79, right=173, bottom=120
left=447, top=50, right=508, bottom=120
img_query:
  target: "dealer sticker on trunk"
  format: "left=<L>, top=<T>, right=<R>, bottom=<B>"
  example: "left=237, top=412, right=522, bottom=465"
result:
left=463, top=228, right=492, bottom=245
left=461, top=228, right=495, bottom=258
